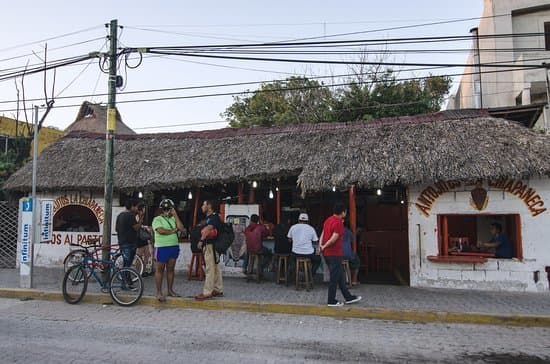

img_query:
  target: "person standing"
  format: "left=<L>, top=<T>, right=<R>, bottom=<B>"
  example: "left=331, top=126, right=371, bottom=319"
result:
left=115, top=198, right=143, bottom=287
left=152, top=199, right=183, bottom=302
left=287, top=213, right=321, bottom=274
left=195, top=200, right=223, bottom=300
left=320, top=203, right=361, bottom=307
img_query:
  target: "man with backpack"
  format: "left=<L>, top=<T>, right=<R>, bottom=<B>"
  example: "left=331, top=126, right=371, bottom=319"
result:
left=195, top=200, right=224, bottom=300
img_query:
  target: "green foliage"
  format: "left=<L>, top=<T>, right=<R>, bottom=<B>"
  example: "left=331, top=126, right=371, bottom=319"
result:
left=223, top=72, right=452, bottom=127
left=0, top=136, right=32, bottom=199
left=223, top=77, right=334, bottom=127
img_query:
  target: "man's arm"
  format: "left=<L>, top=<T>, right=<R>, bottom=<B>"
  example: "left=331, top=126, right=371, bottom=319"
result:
left=320, top=232, right=339, bottom=251
left=197, top=223, right=214, bottom=250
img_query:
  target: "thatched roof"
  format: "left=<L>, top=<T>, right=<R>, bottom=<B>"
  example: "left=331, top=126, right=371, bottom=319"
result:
left=5, top=110, right=550, bottom=194
left=65, top=101, right=136, bottom=135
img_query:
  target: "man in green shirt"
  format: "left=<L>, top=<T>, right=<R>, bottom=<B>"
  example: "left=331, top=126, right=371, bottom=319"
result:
left=152, top=199, right=183, bottom=302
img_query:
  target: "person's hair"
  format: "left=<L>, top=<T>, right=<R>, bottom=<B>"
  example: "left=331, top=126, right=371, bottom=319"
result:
left=490, top=222, right=502, bottom=233
left=125, top=198, right=140, bottom=210
left=204, top=199, right=219, bottom=212
left=250, top=214, right=259, bottom=223
left=333, top=202, right=347, bottom=215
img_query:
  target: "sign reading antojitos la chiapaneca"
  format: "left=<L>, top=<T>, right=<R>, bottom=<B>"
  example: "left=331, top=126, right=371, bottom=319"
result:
left=415, top=179, right=547, bottom=217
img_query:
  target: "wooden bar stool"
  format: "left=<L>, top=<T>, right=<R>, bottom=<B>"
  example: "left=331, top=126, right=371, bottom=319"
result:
left=246, top=252, right=262, bottom=282
left=276, top=254, right=290, bottom=285
left=188, top=252, right=205, bottom=281
left=295, top=257, right=313, bottom=291
left=342, top=259, right=352, bottom=287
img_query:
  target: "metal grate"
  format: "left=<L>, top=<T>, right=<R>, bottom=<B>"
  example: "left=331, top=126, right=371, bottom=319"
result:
left=0, top=201, right=18, bottom=268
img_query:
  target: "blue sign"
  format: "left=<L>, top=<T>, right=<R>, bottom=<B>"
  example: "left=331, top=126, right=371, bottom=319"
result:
left=22, top=198, right=33, bottom=212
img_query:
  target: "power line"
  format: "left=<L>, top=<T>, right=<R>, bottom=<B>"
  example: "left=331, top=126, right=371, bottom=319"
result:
left=145, top=50, right=546, bottom=69
left=0, top=25, right=104, bottom=54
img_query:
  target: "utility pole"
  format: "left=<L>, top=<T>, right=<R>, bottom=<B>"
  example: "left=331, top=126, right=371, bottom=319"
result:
left=102, top=19, right=118, bottom=276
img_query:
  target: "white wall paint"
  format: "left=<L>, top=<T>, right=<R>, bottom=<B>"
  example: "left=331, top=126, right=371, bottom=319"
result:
left=409, top=178, right=550, bottom=292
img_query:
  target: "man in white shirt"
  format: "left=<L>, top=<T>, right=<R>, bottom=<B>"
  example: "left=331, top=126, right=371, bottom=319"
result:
left=287, top=213, right=321, bottom=274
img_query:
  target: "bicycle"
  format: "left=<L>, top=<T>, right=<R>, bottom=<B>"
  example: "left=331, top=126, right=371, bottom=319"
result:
left=63, top=239, right=144, bottom=281
left=62, top=242, right=144, bottom=306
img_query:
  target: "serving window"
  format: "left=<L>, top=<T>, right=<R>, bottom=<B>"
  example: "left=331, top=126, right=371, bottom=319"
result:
left=432, top=214, right=522, bottom=262
left=53, top=205, right=100, bottom=232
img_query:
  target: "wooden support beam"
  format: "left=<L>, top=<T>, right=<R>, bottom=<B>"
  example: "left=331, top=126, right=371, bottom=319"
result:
left=192, top=187, right=201, bottom=227
left=276, top=187, right=281, bottom=224
left=349, top=184, right=357, bottom=253
left=238, top=182, right=244, bottom=204
left=248, top=185, right=255, bottom=204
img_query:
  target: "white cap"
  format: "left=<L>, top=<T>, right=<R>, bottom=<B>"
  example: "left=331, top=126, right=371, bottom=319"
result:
left=298, top=213, right=309, bottom=221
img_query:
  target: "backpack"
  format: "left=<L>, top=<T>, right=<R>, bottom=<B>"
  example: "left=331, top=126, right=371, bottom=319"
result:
left=214, top=222, right=235, bottom=255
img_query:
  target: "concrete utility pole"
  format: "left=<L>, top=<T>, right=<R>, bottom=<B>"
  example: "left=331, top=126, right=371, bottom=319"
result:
left=102, top=19, right=118, bottom=276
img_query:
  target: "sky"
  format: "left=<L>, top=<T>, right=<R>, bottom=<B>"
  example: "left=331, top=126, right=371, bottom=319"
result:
left=0, top=0, right=484, bottom=133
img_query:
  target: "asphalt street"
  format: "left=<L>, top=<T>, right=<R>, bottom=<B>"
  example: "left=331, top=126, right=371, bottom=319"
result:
left=1, top=298, right=549, bottom=364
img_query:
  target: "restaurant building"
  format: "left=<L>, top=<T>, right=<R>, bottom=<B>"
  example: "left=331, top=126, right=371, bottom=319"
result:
left=6, top=108, right=550, bottom=292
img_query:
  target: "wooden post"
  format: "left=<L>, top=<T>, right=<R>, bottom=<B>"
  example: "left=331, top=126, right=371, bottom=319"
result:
left=238, top=182, right=244, bottom=204
left=276, top=187, right=281, bottom=224
left=442, top=215, right=449, bottom=256
left=248, top=185, right=255, bottom=204
left=192, top=187, right=201, bottom=227
left=349, top=184, right=357, bottom=252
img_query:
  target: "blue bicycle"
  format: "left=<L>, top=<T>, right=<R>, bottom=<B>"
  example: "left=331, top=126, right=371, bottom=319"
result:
left=62, top=243, right=144, bottom=306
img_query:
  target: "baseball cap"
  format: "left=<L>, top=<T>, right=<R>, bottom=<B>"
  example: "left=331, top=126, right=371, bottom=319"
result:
left=298, top=213, right=309, bottom=221
left=159, top=199, right=175, bottom=210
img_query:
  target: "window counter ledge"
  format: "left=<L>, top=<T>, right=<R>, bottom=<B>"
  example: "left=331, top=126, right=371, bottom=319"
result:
left=427, top=255, right=488, bottom=264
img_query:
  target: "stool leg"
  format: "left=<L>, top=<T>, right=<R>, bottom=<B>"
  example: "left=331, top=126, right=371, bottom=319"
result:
left=187, top=254, right=194, bottom=280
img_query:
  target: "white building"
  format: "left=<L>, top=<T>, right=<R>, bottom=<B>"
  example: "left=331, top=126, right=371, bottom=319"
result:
left=448, top=0, right=550, bottom=130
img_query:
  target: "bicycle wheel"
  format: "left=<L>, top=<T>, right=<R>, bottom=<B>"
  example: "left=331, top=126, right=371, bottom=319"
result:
left=62, top=265, right=88, bottom=304
left=113, top=253, right=144, bottom=280
left=109, top=267, right=144, bottom=306
left=63, top=250, right=91, bottom=282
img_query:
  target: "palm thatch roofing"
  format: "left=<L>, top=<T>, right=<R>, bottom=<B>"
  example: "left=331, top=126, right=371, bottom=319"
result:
left=65, top=101, right=136, bottom=135
left=5, top=109, right=550, bottom=194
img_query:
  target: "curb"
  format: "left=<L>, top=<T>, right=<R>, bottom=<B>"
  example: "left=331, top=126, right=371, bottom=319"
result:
left=1, top=287, right=550, bottom=328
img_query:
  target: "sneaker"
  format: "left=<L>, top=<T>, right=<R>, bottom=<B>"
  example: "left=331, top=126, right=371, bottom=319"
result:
left=212, top=290, right=224, bottom=297
left=345, top=295, right=362, bottom=305
left=327, top=301, right=344, bottom=307
left=194, top=293, right=213, bottom=300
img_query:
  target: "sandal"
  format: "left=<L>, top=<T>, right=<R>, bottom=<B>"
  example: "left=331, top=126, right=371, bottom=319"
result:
left=157, top=295, right=166, bottom=303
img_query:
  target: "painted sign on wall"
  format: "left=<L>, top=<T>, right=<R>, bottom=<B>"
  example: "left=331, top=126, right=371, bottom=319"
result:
left=40, top=199, right=53, bottom=243
left=415, top=179, right=548, bottom=217
left=20, top=198, right=32, bottom=263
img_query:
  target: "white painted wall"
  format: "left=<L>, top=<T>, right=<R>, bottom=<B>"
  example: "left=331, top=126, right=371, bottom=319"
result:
left=408, top=178, right=550, bottom=292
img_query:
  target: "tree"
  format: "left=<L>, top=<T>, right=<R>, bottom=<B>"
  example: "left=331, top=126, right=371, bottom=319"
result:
left=223, top=69, right=452, bottom=127
left=223, top=77, right=334, bottom=128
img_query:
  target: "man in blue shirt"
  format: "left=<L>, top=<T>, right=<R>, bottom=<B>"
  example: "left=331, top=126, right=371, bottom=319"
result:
left=479, top=222, right=513, bottom=259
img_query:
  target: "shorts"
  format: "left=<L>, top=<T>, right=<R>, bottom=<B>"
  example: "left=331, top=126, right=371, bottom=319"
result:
left=154, top=246, right=180, bottom=263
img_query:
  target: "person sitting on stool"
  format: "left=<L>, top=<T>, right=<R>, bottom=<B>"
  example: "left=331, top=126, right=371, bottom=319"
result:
left=287, top=213, right=321, bottom=275
left=244, top=214, right=271, bottom=273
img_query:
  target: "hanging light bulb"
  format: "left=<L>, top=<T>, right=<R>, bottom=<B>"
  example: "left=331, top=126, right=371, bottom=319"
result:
left=376, top=188, right=382, bottom=196
left=269, top=189, right=274, bottom=199
left=252, top=181, right=258, bottom=188
left=275, top=187, right=279, bottom=192
left=332, top=186, right=336, bottom=192
left=400, top=200, right=405, bottom=204
left=138, top=192, right=143, bottom=198
left=188, top=190, right=193, bottom=200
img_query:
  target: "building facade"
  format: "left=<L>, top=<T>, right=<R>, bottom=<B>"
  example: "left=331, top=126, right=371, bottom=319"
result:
left=447, top=0, right=550, bottom=130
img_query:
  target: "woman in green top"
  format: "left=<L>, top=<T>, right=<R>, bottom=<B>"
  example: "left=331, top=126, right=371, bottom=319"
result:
left=152, top=199, right=184, bottom=302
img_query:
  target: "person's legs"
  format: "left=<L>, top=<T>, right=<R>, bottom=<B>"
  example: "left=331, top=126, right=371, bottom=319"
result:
left=121, top=245, right=137, bottom=285
left=335, top=257, right=354, bottom=301
left=166, top=257, right=178, bottom=296
left=310, top=254, right=321, bottom=275
left=261, top=247, right=272, bottom=271
left=202, top=244, right=216, bottom=296
left=154, top=259, right=166, bottom=302
left=325, top=256, right=340, bottom=304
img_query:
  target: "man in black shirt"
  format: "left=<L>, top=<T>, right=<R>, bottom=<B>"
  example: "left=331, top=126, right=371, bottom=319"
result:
left=273, top=218, right=292, bottom=254
left=195, top=200, right=223, bottom=300
left=115, top=198, right=143, bottom=285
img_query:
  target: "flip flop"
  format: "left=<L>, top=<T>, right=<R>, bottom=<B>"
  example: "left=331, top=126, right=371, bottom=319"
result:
left=157, top=295, right=166, bottom=302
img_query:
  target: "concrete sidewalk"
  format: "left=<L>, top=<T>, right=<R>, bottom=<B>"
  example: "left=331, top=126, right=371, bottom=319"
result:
left=2, top=267, right=550, bottom=326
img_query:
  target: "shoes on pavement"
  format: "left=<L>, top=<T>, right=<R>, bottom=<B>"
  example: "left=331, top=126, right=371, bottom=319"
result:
left=327, top=301, right=344, bottom=307
left=345, top=295, right=362, bottom=305
left=212, top=290, right=224, bottom=297
left=195, top=293, right=213, bottom=300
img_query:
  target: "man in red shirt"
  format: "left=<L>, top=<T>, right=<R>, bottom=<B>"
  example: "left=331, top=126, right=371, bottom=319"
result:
left=244, top=214, right=272, bottom=272
left=320, top=203, right=362, bottom=307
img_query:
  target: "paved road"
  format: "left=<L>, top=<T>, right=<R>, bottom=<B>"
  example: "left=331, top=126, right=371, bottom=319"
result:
left=1, top=298, right=549, bottom=364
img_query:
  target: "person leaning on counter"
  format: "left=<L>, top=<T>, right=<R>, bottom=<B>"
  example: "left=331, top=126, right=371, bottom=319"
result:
left=477, top=222, right=513, bottom=259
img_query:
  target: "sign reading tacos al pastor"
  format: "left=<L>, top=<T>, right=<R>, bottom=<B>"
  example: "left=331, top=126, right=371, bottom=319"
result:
left=415, top=179, right=547, bottom=217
